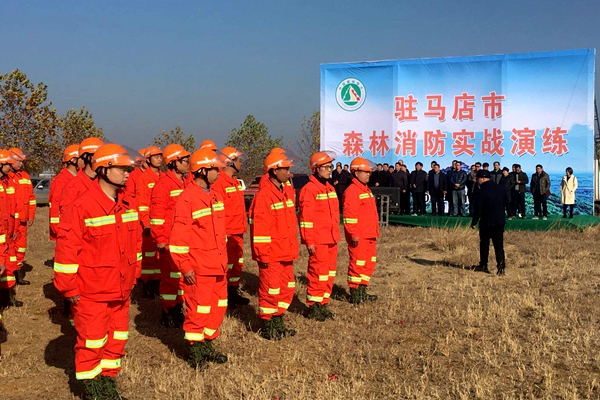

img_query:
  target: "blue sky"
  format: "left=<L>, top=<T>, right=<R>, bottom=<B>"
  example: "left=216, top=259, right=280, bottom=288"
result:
left=1, top=0, right=598, bottom=149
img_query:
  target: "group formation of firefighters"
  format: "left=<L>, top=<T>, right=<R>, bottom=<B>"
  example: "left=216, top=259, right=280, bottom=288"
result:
left=0, top=138, right=380, bottom=399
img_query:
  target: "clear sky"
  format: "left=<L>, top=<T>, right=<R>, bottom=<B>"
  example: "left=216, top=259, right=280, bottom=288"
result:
left=1, top=0, right=598, bottom=148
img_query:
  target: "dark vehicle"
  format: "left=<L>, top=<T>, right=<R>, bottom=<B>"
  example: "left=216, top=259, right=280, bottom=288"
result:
left=243, top=173, right=310, bottom=211
left=31, top=177, right=51, bottom=206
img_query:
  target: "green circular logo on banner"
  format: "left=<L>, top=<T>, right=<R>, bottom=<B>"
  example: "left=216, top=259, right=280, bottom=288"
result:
left=336, top=78, right=366, bottom=111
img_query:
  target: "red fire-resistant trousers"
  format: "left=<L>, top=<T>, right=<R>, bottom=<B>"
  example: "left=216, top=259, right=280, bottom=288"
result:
left=73, top=298, right=130, bottom=380
left=306, top=243, right=338, bottom=306
left=15, top=222, right=28, bottom=266
left=0, top=246, right=18, bottom=289
left=347, top=238, right=377, bottom=289
left=183, top=275, right=227, bottom=343
left=158, top=249, right=184, bottom=312
left=258, top=261, right=295, bottom=320
left=226, top=234, right=244, bottom=287
left=139, top=234, right=158, bottom=282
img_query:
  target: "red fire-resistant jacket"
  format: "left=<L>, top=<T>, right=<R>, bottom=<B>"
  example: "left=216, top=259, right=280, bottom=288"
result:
left=11, top=171, right=35, bottom=222
left=150, top=170, right=186, bottom=246
left=49, top=168, right=77, bottom=239
left=1, top=176, right=17, bottom=236
left=124, top=167, right=143, bottom=198
left=59, top=170, right=95, bottom=217
left=211, top=171, right=247, bottom=235
left=136, top=168, right=162, bottom=229
left=298, top=175, right=340, bottom=246
left=53, top=182, right=142, bottom=300
left=343, top=180, right=380, bottom=242
left=250, top=178, right=298, bottom=264
left=169, top=182, right=227, bottom=276
left=7, top=172, right=27, bottom=224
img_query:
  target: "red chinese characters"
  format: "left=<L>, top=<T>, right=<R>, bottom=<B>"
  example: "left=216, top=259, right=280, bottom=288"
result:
left=510, top=127, right=536, bottom=156
left=423, top=95, right=446, bottom=122
left=541, top=127, right=568, bottom=155
left=394, top=95, right=418, bottom=122
left=482, top=91, right=505, bottom=120
left=394, top=130, right=417, bottom=157
left=481, top=128, right=504, bottom=156
left=452, top=129, right=475, bottom=156
left=423, top=129, right=446, bottom=156
left=342, top=131, right=364, bottom=156
left=452, top=92, right=476, bottom=121
left=368, top=130, right=390, bottom=157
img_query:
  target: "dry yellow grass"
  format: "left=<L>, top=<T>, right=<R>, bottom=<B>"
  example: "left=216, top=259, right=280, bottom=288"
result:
left=1, top=207, right=600, bottom=399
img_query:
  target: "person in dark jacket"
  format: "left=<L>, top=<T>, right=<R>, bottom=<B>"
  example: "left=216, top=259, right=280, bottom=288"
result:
left=399, top=164, right=411, bottom=214
left=530, top=164, right=550, bottom=220
left=332, top=162, right=350, bottom=210
left=450, top=161, right=468, bottom=216
left=498, top=167, right=515, bottom=219
left=471, top=169, right=508, bottom=275
left=511, top=164, right=529, bottom=218
left=427, top=163, right=447, bottom=216
left=489, top=161, right=502, bottom=184
left=410, top=162, right=428, bottom=215
left=391, top=162, right=409, bottom=214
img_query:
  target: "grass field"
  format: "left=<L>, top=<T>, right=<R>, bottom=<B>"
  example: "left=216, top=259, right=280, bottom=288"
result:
left=1, top=207, right=600, bottom=399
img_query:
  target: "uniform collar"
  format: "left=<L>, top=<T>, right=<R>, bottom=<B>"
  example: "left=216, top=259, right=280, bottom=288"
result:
left=166, top=169, right=185, bottom=187
left=89, top=180, right=126, bottom=214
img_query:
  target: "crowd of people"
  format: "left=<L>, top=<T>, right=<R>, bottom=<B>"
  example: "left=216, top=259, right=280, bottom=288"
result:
left=0, top=142, right=381, bottom=400
left=330, top=159, right=579, bottom=219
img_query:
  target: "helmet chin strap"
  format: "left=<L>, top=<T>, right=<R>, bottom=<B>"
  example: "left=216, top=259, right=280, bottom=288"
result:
left=97, top=167, right=127, bottom=188
left=194, top=169, right=211, bottom=187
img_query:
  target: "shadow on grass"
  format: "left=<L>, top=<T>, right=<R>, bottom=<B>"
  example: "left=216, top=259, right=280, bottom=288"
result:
left=44, top=258, right=54, bottom=269
left=240, top=270, right=259, bottom=297
left=42, top=282, right=80, bottom=398
left=408, top=257, right=489, bottom=273
left=132, top=289, right=188, bottom=361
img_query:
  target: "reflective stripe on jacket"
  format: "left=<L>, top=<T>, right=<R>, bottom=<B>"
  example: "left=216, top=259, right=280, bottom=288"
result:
left=343, top=180, right=379, bottom=241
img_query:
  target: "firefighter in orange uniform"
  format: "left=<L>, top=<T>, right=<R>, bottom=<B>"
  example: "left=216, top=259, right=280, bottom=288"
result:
left=343, top=157, right=379, bottom=304
left=49, top=145, right=79, bottom=241
left=169, top=148, right=228, bottom=368
left=53, top=144, right=141, bottom=399
left=8, top=148, right=35, bottom=285
left=135, top=146, right=163, bottom=298
left=258, top=148, right=294, bottom=199
left=250, top=152, right=298, bottom=340
left=149, top=144, right=190, bottom=328
left=298, top=151, right=340, bottom=320
left=0, top=150, right=19, bottom=308
left=123, top=147, right=146, bottom=199
left=211, top=146, right=250, bottom=306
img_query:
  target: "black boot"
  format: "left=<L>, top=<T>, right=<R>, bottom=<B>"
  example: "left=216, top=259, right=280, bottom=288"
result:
left=204, top=339, right=228, bottom=364
left=273, top=315, right=296, bottom=337
left=227, top=286, right=250, bottom=306
left=168, top=303, right=184, bottom=328
left=320, top=303, right=335, bottom=320
left=150, top=279, right=161, bottom=299
left=307, top=303, right=327, bottom=322
left=188, top=342, right=209, bottom=369
left=473, top=264, right=490, bottom=274
left=259, top=318, right=281, bottom=341
left=496, top=262, right=506, bottom=276
left=349, top=288, right=364, bottom=305
left=141, top=280, right=153, bottom=299
left=8, top=288, right=23, bottom=307
left=0, top=289, right=9, bottom=309
left=161, top=310, right=175, bottom=328
left=359, top=285, right=377, bottom=302
left=82, top=378, right=106, bottom=400
left=14, top=269, right=30, bottom=285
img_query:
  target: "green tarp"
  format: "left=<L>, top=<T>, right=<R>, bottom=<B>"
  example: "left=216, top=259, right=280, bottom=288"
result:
left=388, top=214, right=600, bottom=231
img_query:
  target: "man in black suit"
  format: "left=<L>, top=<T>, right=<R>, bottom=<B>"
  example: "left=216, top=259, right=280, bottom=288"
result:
left=471, top=169, right=508, bottom=275
left=427, top=163, right=447, bottom=216
left=410, top=162, right=428, bottom=215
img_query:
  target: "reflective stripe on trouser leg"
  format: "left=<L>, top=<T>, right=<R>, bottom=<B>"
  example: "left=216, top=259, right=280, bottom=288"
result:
left=139, top=234, right=158, bottom=282
left=348, top=238, right=374, bottom=289
left=226, top=234, right=244, bottom=287
left=101, top=299, right=131, bottom=377
left=361, top=238, right=377, bottom=286
left=258, top=260, right=294, bottom=319
left=157, top=250, right=184, bottom=312
left=183, top=274, right=227, bottom=342
left=74, top=298, right=110, bottom=380
left=306, top=243, right=338, bottom=305
left=15, top=223, right=28, bottom=263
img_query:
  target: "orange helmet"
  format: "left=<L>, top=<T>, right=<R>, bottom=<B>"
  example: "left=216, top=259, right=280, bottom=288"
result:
left=9, top=147, right=26, bottom=161
left=163, top=144, right=191, bottom=164
left=138, top=147, right=146, bottom=156
left=199, top=140, right=217, bottom=151
left=144, top=146, right=163, bottom=158
left=264, top=152, right=293, bottom=172
left=190, top=148, right=226, bottom=173
left=350, top=157, right=376, bottom=173
left=79, top=137, right=105, bottom=155
left=310, top=151, right=336, bottom=172
left=62, top=144, right=80, bottom=163
left=220, top=146, right=247, bottom=165
left=0, top=149, right=18, bottom=165
left=92, top=144, right=134, bottom=171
